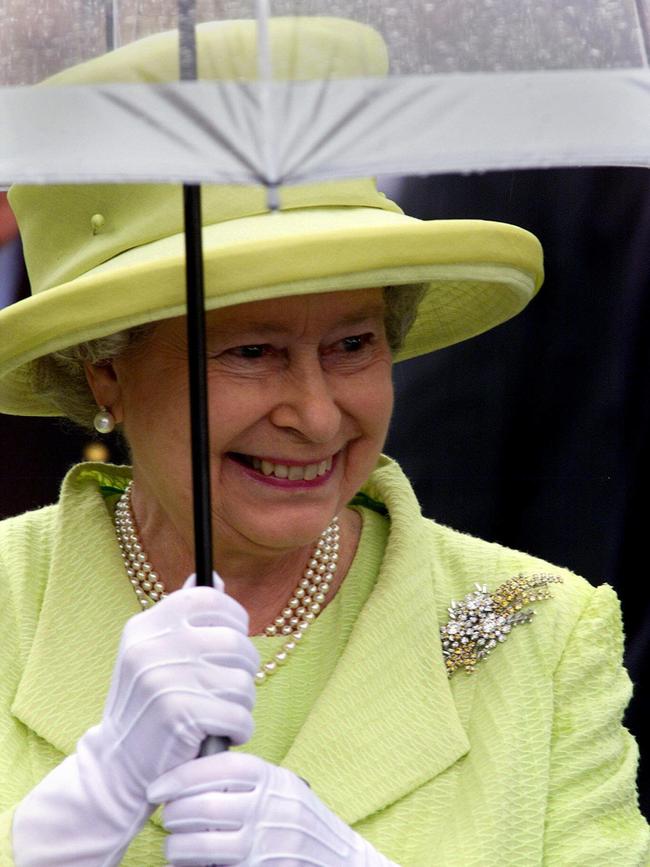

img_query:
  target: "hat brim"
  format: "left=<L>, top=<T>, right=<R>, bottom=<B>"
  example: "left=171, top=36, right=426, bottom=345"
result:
left=0, top=206, right=542, bottom=416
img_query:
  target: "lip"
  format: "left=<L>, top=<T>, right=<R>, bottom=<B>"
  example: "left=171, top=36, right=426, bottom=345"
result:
left=226, top=451, right=339, bottom=489
left=246, top=455, right=333, bottom=467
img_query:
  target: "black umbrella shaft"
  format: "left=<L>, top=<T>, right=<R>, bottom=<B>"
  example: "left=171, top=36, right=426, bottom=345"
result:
left=183, top=184, right=213, bottom=590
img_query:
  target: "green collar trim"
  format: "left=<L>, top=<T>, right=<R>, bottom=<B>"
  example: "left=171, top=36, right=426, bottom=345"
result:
left=348, top=491, right=389, bottom=516
left=76, top=465, right=131, bottom=498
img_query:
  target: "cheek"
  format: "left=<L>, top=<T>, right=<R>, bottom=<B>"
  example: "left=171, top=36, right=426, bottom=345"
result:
left=346, top=362, right=394, bottom=446
left=206, top=378, right=273, bottom=450
left=363, top=363, right=394, bottom=433
left=341, top=373, right=392, bottom=495
left=122, top=369, right=190, bottom=447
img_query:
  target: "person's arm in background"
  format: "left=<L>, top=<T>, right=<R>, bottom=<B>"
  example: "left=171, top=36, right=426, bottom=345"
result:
left=0, top=192, right=27, bottom=309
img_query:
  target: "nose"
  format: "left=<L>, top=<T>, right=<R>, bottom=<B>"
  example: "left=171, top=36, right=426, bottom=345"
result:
left=268, top=358, right=342, bottom=444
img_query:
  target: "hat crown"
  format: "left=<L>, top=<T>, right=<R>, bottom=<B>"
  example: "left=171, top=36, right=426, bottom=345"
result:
left=11, top=179, right=401, bottom=297
left=46, top=17, right=389, bottom=86
left=9, top=16, right=393, bottom=296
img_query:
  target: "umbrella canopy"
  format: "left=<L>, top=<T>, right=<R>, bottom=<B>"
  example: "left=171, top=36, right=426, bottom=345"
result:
left=1, top=0, right=644, bottom=759
left=2, top=0, right=650, bottom=189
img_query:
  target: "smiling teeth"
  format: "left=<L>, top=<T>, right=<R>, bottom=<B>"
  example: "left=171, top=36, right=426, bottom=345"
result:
left=252, top=456, right=333, bottom=480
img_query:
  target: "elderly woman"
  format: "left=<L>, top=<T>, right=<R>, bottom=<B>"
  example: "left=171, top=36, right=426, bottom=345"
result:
left=0, top=18, right=648, bottom=867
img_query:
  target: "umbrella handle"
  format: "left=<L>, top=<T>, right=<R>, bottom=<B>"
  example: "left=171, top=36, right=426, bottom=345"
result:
left=199, top=735, right=229, bottom=757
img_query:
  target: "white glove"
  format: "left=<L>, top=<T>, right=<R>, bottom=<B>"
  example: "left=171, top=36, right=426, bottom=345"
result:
left=148, top=752, right=400, bottom=866
left=12, top=579, right=259, bottom=867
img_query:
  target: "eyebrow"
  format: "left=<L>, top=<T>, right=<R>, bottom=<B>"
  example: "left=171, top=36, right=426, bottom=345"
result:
left=333, top=303, right=386, bottom=327
left=209, top=302, right=385, bottom=337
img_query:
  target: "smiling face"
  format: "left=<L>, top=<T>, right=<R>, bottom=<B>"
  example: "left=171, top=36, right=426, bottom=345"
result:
left=97, top=288, right=394, bottom=562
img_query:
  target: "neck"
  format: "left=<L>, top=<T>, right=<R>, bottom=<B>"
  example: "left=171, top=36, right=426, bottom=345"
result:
left=128, top=483, right=360, bottom=635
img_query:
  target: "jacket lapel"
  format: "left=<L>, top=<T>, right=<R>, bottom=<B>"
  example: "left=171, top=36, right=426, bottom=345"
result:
left=11, top=465, right=136, bottom=757
left=283, top=457, right=470, bottom=826
left=11, top=459, right=471, bottom=827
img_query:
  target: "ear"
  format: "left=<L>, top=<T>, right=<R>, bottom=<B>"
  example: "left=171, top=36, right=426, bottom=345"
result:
left=84, top=360, right=124, bottom=424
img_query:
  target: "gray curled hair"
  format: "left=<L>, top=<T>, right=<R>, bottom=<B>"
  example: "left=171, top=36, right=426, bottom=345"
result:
left=33, top=284, right=426, bottom=431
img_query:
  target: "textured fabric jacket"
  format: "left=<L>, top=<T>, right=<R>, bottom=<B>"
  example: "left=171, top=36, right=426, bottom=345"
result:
left=0, top=458, right=648, bottom=866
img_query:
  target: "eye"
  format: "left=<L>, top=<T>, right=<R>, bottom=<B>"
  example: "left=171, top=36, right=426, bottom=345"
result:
left=320, top=332, right=379, bottom=371
left=229, top=344, right=268, bottom=359
left=211, top=342, right=288, bottom=371
left=340, top=333, right=373, bottom=352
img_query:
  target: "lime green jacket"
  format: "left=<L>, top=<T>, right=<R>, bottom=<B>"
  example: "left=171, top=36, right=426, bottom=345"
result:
left=0, top=458, right=648, bottom=866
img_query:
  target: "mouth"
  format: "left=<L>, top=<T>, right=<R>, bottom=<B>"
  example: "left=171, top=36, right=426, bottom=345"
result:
left=228, top=452, right=335, bottom=483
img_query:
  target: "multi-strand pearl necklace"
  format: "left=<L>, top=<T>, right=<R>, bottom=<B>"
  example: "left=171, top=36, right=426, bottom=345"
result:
left=113, top=481, right=340, bottom=683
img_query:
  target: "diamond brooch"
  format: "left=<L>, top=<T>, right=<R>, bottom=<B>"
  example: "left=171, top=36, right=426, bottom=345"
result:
left=440, top=573, right=563, bottom=676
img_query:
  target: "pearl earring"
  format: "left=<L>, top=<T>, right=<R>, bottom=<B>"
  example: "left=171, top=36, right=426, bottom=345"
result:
left=93, top=405, right=115, bottom=434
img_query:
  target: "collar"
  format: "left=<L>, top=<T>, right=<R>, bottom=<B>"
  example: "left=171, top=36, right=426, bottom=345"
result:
left=282, top=456, right=470, bottom=825
left=11, top=464, right=136, bottom=756
left=11, top=458, right=470, bottom=826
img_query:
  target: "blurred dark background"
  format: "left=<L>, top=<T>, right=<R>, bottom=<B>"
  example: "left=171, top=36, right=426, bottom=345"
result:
left=2, top=168, right=649, bottom=818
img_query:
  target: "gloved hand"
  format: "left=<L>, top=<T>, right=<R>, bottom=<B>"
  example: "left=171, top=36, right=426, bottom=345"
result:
left=12, top=578, right=259, bottom=867
left=148, top=752, right=400, bottom=866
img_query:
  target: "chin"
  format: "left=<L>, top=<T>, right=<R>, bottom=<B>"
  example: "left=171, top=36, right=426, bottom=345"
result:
left=221, top=507, right=339, bottom=553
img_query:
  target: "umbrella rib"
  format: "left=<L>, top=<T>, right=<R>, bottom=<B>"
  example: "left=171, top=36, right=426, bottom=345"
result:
left=102, top=83, right=264, bottom=183
left=162, top=84, right=265, bottom=181
left=280, top=78, right=378, bottom=181
left=276, top=50, right=336, bottom=179
left=100, top=87, right=194, bottom=153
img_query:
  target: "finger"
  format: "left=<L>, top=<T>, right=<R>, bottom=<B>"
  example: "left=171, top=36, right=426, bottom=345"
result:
left=195, top=663, right=257, bottom=711
left=182, top=590, right=249, bottom=634
left=186, top=608, right=248, bottom=634
left=199, top=648, right=260, bottom=678
left=134, top=693, right=254, bottom=777
left=196, top=628, right=260, bottom=676
left=119, top=589, right=248, bottom=657
left=184, top=571, right=225, bottom=593
left=169, top=694, right=256, bottom=748
left=148, top=753, right=265, bottom=803
left=172, top=625, right=259, bottom=674
left=162, top=791, right=255, bottom=833
left=149, top=587, right=249, bottom=634
left=130, top=626, right=259, bottom=676
left=165, top=829, right=251, bottom=867
left=185, top=598, right=249, bottom=634
left=112, top=631, right=258, bottom=723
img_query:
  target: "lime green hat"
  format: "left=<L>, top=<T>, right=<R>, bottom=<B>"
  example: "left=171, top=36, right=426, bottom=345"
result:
left=0, top=17, right=543, bottom=417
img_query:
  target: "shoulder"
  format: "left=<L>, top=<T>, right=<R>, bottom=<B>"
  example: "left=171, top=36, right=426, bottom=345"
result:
left=0, top=462, right=130, bottom=611
left=0, top=500, right=59, bottom=547
left=420, top=515, right=621, bottom=674
left=370, top=455, right=603, bottom=628
left=0, top=501, right=61, bottom=673
left=0, top=502, right=59, bottom=603
left=368, top=456, right=620, bottom=672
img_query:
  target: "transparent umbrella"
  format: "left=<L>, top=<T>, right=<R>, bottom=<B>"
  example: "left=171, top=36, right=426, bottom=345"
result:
left=3, top=0, right=650, bottom=188
left=1, top=0, right=648, bottom=751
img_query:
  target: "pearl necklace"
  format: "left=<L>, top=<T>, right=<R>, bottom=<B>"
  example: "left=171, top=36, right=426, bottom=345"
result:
left=113, top=482, right=340, bottom=683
